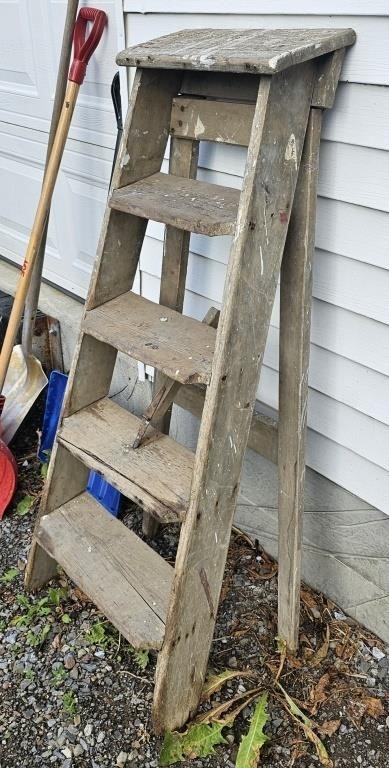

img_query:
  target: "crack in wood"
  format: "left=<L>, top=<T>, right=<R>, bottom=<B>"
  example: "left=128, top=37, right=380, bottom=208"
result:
left=199, top=567, right=215, bottom=618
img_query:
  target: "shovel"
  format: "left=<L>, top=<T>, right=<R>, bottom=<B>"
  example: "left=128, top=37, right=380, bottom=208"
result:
left=0, top=1, right=81, bottom=453
left=0, top=7, right=107, bottom=517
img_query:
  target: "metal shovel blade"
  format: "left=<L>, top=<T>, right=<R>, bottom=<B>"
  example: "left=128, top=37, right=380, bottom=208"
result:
left=1, top=345, right=47, bottom=446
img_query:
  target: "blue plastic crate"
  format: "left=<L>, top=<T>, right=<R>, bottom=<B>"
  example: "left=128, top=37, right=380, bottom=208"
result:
left=39, top=370, right=121, bottom=516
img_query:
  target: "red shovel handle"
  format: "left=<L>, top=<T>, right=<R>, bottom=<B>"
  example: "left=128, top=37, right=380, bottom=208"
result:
left=69, top=7, right=107, bottom=85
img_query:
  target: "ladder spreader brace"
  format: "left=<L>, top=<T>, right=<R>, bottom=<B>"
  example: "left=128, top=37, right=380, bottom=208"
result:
left=25, top=27, right=356, bottom=732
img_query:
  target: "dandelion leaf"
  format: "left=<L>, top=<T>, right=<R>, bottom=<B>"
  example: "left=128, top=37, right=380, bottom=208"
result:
left=159, top=722, right=227, bottom=766
left=201, top=668, right=251, bottom=701
left=278, top=683, right=333, bottom=767
left=159, top=731, right=185, bottom=766
left=236, top=692, right=270, bottom=768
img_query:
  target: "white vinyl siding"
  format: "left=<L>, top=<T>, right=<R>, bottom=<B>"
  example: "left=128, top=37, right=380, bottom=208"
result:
left=124, top=5, right=389, bottom=515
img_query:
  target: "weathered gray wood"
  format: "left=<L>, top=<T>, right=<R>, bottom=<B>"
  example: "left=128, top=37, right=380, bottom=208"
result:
left=278, top=108, right=323, bottom=651
left=181, top=71, right=259, bottom=102
left=64, top=333, right=117, bottom=417
left=25, top=443, right=89, bottom=590
left=312, top=49, right=346, bottom=108
left=142, top=136, right=199, bottom=536
left=58, top=397, right=193, bottom=522
left=160, top=138, right=199, bottom=313
left=133, top=379, right=181, bottom=449
left=171, top=98, right=254, bottom=146
left=154, top=61, right=316, bottom=732
left=83, top=291, right=216, bottom=386
left=109, top=172, right=239, bottom=236
left=174, top=385, right=278, bottom=465
left=141, top=307, right=221, bottom=460
left=87, top=68, right=181, bottom=310
left=35, top=493, right=173, bottom=649
left=117, top=28, right=356, bottom=75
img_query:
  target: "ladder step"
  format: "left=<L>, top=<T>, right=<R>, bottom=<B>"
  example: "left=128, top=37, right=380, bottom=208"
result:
left=109, top=172, right=239, bottom=236
left=58, top=397, right=193, bottom=522
left=83, top=292, right=216, bottom=385
left=35, top=493, right=173, bottom=649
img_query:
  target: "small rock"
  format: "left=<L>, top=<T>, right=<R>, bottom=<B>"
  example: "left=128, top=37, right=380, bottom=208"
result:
left=73, top=744, right=84, bottom=757
left=228, top=656, right=238, bottom=668
left=13, top=659, right=25, bottom=674
left=386, top=715, right=389, bottom=728
left=61, top=747, right=72, bottom=759
left=372, top=647, right=385, bottom=661
left=84, top=723, right=93, bottom=737
left=79, top=738, right=88, bottom=751
left=69, top=667, right=79, bottom=680
left=97, top=731, right=105, bottom=743
left=366, top=676, right=376, bottom=687
left=117, top=752, right=128, bottom=767
left=4, top=632, right=17, bottom=644
left=64, top=653, right=76, bottom=670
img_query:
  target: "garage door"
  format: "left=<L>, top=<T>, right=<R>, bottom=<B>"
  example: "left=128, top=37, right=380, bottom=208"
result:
left=0, top=0, right=125, bottom=297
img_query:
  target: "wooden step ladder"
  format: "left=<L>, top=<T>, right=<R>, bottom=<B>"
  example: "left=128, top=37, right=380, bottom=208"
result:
left=26, top=27, right=355, bottom=732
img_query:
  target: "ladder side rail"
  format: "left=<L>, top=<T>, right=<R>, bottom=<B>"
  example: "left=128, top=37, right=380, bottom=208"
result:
left=26, top=68, right=181, bottom=588
left=154, top=60, right=317, bottom=732
left=26, top=444, right=89, bottom=589
left=87, top=68, right=182, bottom=310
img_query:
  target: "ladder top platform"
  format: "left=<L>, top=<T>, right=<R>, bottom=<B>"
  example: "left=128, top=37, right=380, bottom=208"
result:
left=117, top=27, right=356, bottom=75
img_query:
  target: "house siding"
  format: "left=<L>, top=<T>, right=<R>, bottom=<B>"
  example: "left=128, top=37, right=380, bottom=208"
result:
left=123, top=5, right=389, bottom=515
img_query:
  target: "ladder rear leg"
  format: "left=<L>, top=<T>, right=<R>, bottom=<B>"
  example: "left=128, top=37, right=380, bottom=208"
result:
left=277, top=108, right=323, bottom=650
left=142, top=136, right=199, bottom=536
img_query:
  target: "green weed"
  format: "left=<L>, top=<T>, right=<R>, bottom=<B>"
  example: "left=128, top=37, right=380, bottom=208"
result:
left=51, top=665, right=67, bottom=688
left=62, top=691, right=78, bottom=715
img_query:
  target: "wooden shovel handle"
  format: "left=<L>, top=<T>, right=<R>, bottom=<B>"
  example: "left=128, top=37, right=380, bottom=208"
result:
left=0, top=80, right=80, bottom=392
left=0, top=8, right=107, bottom=393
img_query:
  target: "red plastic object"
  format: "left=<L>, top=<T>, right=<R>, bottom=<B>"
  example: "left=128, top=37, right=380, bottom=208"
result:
left=69, top=7, right=107, bottom=85
left=0, top=439, right=17, bottom=519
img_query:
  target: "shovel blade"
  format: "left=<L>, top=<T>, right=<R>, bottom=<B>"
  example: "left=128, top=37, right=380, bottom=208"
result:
left=1, top=345, right=48, bottom=446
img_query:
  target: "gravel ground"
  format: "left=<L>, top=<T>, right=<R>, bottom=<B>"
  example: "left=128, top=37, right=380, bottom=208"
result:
left=0, top=401, right=388, bottom=768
